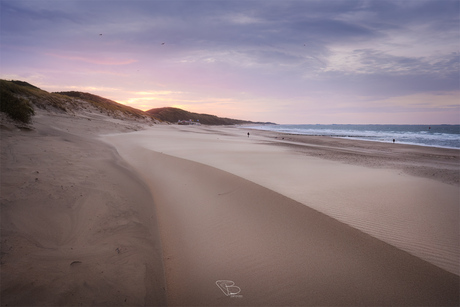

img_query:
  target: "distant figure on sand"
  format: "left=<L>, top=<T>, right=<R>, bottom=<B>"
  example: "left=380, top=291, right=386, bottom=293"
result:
left=393, top=139, right=395, bottom=143
left=247, top=132, right=250, bottom=138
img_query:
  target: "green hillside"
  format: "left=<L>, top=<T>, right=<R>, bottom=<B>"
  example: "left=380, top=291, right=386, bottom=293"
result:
left=146, top=107, right=274, bottom=125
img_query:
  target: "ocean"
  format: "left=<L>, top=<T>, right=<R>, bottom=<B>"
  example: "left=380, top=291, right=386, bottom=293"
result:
left=246, top=124, right=460, bottom=149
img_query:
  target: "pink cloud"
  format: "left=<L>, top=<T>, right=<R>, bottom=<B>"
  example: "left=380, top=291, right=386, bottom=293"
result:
left=46, top=53, right=137, bottom=65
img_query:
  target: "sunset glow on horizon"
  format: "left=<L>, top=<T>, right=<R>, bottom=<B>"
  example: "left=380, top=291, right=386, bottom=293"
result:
left=1, top=0, right=459, bottom=124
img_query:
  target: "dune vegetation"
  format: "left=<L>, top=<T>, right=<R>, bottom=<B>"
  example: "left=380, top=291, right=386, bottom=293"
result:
left=56, top=91, right=150, bottom=119
left=0, top=85, right=35, bottom=124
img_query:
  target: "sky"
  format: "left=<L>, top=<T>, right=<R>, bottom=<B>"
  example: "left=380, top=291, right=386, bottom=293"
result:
left=1, top=0, right=459, bottom=124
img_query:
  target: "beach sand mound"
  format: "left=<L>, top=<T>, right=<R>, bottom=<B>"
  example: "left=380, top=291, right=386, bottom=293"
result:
left=1, top=110, right=166, bottom=306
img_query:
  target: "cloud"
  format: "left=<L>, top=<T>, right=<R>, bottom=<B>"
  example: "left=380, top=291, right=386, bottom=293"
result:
left=325, top=49, right=459, bottom=76
left=133, top=91, right=182, bottom=96
left=45, top=53, right=137, bottom=65
left=44, top=84, right=121, bottom=93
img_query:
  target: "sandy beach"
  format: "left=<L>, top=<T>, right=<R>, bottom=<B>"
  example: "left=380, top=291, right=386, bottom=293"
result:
left=2, top=112, right=459, bottom=306
left=104, top=125, right=459, bottom=306
left=1, top=111, right=166, bottom=306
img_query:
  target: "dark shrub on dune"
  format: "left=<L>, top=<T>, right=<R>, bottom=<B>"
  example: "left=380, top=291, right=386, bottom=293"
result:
left=0, top=88, right=35, bottom=123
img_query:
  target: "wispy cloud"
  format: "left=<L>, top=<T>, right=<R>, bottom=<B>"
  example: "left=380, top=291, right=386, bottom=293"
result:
left=46, top=53, right=137, bottom=65
left=132, top=91, right=183, bottom=96
left=45, top=84, right=122, bottom=93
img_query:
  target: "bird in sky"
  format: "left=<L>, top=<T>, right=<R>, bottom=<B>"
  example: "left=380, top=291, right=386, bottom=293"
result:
left=161, top=42, right=165, bottom=45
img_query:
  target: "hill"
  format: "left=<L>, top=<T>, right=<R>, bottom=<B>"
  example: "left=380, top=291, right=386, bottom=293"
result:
left=0, top=80, right=158, bottom=124
left=56, top=91, right=150, bottom=120
left=146, top=107, right=274, bottom=126
left=0, top=79, right=74, bottom=124
left=1, top=79, right=275, bottom=126
left=1, top=79, right=76, bottom=114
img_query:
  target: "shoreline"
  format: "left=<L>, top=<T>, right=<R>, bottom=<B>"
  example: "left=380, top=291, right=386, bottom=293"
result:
left=243, top=124, right=460, bottom=150
left=245, top=127, right=460, bottom=186
left=286, top=134, right=460, bottom=150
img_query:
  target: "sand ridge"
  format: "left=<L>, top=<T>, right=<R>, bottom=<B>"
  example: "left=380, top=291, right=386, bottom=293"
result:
left=1, top=111, right=166, bottom=306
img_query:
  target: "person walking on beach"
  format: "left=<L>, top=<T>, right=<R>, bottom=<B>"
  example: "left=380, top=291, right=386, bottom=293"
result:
left=247, top=132, right=250, bottom=138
